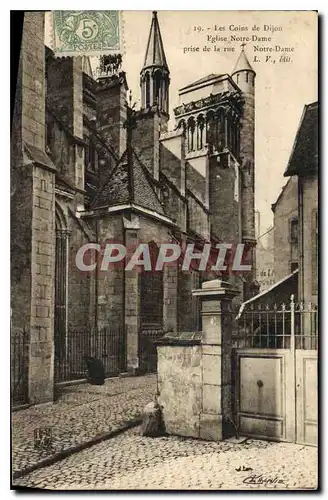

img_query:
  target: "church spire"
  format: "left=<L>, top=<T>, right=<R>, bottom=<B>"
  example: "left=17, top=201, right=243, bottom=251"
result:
left=142, top=11, right=168, bottom=71
left=140, top=11, right=170, bottom=114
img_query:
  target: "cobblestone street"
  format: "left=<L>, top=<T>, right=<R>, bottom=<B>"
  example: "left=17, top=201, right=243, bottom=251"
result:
left=13, top=426, right=318, bottom=490
left=12, top=375, right=157, bottom=476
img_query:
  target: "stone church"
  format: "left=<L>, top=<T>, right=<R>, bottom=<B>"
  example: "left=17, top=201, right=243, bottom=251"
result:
left=11, top=11, right=257, bottom=403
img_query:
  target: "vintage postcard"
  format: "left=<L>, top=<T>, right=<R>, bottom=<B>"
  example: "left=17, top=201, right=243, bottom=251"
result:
left=11, top=10, right=318, bottom=491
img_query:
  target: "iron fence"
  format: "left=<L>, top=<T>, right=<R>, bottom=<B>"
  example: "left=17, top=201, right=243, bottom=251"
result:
left=11, top=329, right=29, bottom=406
left=139, top=328, right=166, bottom=373
left=54, top=326, right=126, bottom=383
left=233, top=295, right=318, bottom=350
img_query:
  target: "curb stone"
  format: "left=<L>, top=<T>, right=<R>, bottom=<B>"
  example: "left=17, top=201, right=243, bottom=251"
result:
left=12, top=419, right=142, bottom=480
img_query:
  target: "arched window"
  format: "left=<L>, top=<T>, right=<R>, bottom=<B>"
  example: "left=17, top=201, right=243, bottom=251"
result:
left=197, top=115, right=204, bottom=150
left=178, top=119, right=186, bottom=133
left=154, top=70, right=162, bottom=106
left=218, top=109, right=225, bottom=151
left=187, top=117, right=195, bottom=152
left=145, top=73, right=150, bottom=108
left=226, top=115, right=232, bottom=150
left=205, top=110, right=215, bottom=147
left=246, top=72, right=249, bottom=83
left=236, top=123, right=240, bottom=155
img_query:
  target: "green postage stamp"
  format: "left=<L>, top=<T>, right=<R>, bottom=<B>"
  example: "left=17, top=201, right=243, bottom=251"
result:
left=52, top=11, right=122, bottom=56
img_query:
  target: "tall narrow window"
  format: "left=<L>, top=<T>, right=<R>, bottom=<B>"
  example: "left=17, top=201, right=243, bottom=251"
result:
left=205, top=111, right=214, bottom=148
left=214, top=113, right=219, bottom=151
left=217, top=109, right=225, bottom=152
left=290, top=217, right=298, bottom=243
left=145, top=73, right=150, bottom=108
left=197, top=116, right=204, bottom=150
left=188, top=118, right=195, bottom=152
left=154, top=71, right=162, bottom=106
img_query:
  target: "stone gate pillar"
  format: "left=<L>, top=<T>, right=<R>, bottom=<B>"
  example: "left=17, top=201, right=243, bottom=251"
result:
left=193, top=279, right=239, bottom=440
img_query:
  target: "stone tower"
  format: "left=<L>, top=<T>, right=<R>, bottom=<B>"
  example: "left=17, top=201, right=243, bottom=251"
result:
left=231, top=46, right=257, bottom=296
left=140, top=10, right=170, bottom=115
left=133, top=11, right=170, bottom=180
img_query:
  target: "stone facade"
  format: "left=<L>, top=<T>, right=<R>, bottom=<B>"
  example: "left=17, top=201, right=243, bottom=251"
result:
left=271, top=176, right=298, bottom=282
left=11, top=11, right=257, bottom=403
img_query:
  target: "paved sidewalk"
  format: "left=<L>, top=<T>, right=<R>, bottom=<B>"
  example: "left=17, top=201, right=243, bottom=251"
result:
left=14, top=426, right=318, bottom=490
left=12, top=374, right=157, bottom=477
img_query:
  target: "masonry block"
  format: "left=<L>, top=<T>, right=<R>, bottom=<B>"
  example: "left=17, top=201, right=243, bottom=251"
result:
left=202, top=353, right=221, bottom=385
left=199, top=413, right=223, bottom=441
left=203, top=384, right=222, bottom=414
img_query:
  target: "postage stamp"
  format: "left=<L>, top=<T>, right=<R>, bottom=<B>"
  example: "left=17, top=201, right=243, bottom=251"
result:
left=51, top=11, right=122, bottom=57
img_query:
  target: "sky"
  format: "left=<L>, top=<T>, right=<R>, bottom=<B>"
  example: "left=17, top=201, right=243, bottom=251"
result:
left=45, top=10, right=317, bottom=235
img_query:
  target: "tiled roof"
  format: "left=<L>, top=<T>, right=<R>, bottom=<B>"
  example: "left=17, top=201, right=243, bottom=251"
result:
left=284, top=102, right=318, bottom=177
left=180, top=73, right=222, bottom=90
left=92, top=149, right=166, bottom=216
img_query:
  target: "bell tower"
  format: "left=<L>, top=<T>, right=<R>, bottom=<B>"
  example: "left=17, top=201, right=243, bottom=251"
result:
left=232, top=45, right=258, bottom=298
left=140, top=11, right=170, bottom=116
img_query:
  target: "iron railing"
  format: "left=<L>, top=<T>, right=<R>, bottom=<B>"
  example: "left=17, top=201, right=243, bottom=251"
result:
left=54, top=326, right=126, bottom=383
left=11, top=329, right=29, bottom=406
left=234, top=295, right=318, bottom=350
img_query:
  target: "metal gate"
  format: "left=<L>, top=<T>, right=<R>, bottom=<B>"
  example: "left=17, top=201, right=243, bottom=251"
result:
left=11, top=329, right=29, bottom=406
left=234, top=296, right=318, bottom=446
left=54, top=326, right=126, bottom=383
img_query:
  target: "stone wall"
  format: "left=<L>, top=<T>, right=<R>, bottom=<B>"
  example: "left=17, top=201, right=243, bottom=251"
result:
left=178, top=271, right=200, bottom=332
left=11, top=12, right=56, bottom=403
left=95, top=213, right=125, bottom=328
left=209, top=153, right=240, bottom=243
left=133, top=110, right=168, bottom=180
left=160, top=180, right=187, bottom=232
left=96, top=76, right=127, bottom=157
left=157, top=345, right=203, bottom=438
left=67, top=213, right=94, bottom=330
left=187, top=194, right=210, bottom=240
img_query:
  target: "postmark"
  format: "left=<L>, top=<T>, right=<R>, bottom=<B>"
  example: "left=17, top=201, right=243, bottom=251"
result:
left=52, top=11, right=122, bottom=57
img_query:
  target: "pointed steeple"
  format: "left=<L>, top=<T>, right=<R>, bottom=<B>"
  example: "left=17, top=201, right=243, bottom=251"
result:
left=140, top=11, right=170, bottom=114
left=232, top=44, right=255, bottom=76
left=231, top=45, right=256, bottom=95
left=143, top=11, right=168, bottom=71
